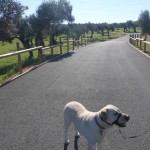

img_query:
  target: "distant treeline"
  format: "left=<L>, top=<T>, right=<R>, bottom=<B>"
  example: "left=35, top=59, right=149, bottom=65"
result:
left=0, top=0, right=150, bottom=57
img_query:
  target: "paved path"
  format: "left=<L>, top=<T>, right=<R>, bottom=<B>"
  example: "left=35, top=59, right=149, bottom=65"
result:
left=1, top=35, right=150, bottom=150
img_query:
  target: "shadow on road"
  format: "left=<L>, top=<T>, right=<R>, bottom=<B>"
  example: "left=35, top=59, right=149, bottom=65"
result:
left=48, top=51, right=75, bottom=62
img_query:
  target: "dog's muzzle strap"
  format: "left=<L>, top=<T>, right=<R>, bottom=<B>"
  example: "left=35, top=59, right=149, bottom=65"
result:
left=113, top=113, right=122, bottom=126
left=100, top=113, right=122, bottom=126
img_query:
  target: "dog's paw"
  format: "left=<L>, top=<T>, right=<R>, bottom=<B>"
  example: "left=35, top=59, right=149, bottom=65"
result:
left=75, top=135, right=80, bottom=139
left=64, top=140, right=70, bottom=145
left=64, top=140, right=70, bottom=150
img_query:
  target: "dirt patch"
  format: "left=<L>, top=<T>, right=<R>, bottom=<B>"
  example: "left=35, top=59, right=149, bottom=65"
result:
left=0, top=65, right=36, bottom=86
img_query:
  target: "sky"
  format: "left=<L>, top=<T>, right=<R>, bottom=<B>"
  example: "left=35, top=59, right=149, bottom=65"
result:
left=20, top=0, right=150, bottom=23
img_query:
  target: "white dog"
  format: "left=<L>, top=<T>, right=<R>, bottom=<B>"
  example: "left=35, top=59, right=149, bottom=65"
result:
left=63, top=101, right=129, bottom=150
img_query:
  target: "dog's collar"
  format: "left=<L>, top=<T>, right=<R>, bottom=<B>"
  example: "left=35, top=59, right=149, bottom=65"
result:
left=94, top=116, right=105, bottom=130
left=99, top=115, right=113, bottom=126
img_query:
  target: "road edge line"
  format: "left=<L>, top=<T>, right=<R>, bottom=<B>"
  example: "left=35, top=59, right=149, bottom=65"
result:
left=0, top=50, right=74, bottom=87
left=128, top=41, right=150, bottom=59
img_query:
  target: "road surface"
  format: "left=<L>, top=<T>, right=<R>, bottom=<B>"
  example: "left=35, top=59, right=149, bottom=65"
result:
left=1, top=35, right=150, bottom=150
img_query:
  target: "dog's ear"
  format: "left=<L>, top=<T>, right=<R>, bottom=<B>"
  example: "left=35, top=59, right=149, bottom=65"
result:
left=101, top=109, right=107, bottom=121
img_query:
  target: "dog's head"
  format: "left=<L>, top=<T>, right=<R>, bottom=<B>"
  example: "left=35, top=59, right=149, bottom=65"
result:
left=100, top=104, right=130, bottom=127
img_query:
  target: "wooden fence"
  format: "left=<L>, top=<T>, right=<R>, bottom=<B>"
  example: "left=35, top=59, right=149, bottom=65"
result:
left=0, top=32, right=121, bottom=77
left=0, top=37, right=100, bottom=74
left=129, top=33, right=150, bottom=52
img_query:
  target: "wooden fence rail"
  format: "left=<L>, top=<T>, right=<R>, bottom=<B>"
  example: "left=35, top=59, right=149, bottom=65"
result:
left=0, top=34, right=117, bottom=75
left=0, top=46, right=43, bottom=59
left=0, top=37, right=92, bottom=74
left=129, top=33, right=150, bottom=52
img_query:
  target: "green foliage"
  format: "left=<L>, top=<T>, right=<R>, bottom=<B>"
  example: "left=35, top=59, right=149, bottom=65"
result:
left=138, top=10, right=150, bottom=35
left=29, top=0, right=74, bottom=46
left=0, top=0, right=28, bottom=41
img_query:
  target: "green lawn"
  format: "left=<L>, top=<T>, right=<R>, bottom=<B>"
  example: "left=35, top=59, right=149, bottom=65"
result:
left=0, top=38, right=24, bottom=55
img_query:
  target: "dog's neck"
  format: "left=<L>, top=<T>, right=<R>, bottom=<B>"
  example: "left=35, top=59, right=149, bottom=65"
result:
left=99, top=115, right=113, bottom=126
left=95, top=113, right=113, bottom=130
left=94, top=115, right=105, bottom=130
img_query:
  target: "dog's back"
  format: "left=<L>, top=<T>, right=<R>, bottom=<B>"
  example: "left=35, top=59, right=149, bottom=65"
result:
left=64, top=101, right=87, bottom=119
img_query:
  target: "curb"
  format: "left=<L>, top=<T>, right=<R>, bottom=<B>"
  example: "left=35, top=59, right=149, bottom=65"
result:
left=0, top=50, right=75, bottom=88
left=128, top=41, right=150, bottom=59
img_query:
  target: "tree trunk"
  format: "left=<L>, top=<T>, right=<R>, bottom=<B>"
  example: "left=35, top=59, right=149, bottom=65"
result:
left=50, top=34, right=57, bottom=46
left=90, top=31, right=94, bottom=38
left=25, top=39, right=33, bottom=58
left=133, top=27, right=137, bottom=33
left=19, top=37, right=33, bottom=58
left=101, top=29, right=104, bottom=36
left=35, top=34, right=44, bottom=47
left=107, top=30, right=110, bottom=38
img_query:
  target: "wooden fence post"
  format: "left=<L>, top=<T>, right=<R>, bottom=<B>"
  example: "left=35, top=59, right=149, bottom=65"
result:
left=85, top=38, right=86, bottom=46
left=86, top=37, right=88, bottom=45
left=136, top=39, right=138, bottom=47
left=72, top=40, right=75, bottom=50
left=67, top=36, right=69, bottom=52
left=144, top=34, right=147, bottom=52
left=81, top=36, right=83, bottom=46
left=140, top=40, right=142, bottom=50
left=51, top=46, right=53, bottom=56
left=59, top=37, right=62, bottom=54
left=38, top=47, right=42, bottom=63
left=16, top=42, right=22, bottom=74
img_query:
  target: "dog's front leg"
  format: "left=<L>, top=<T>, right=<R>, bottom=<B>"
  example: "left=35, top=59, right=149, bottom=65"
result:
left=64, top=142, right=70, bottom=150
left=96, top=139, right=103, bottom=150
left=74, top=135, right=80, bottom=150
left=88, top=141, right=94, bottom=150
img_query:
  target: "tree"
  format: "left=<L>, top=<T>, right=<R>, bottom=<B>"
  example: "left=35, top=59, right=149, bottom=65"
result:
left=126, top=20, right=137, bottom=32
left=97, top=24, right=104, bottom=36
left=109, top=24, right=115, bottom=32
left=16, top=17, right=34, bottom=57
left=68, top=23, right=88, bottom=40
left=103, top=23, right=110, bottom=37
left=132, top=21, right=137, bottom=33
left=30, top=0, right=74, bottom=46
left=0, top=0, right=27, bottom=41
left=86, top=22, right=96, bottom=38
left=138, top=10, right=150, bottom=36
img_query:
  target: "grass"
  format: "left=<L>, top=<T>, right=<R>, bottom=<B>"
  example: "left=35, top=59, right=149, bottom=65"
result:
left=0, top=38, right=24, bottom=55
left=0, top=37, right=75, bottom=83
left=0, top=30, right=125, bottom=84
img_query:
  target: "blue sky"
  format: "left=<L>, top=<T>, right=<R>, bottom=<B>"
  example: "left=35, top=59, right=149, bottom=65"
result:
left=20, top=0, right=150, bottom=23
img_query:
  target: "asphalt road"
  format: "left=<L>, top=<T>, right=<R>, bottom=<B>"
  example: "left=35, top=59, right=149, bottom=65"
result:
left=1, top=35, right=150, bottom=150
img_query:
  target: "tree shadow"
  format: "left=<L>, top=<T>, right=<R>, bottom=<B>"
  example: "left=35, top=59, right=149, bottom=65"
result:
left=0, top=51, right=75, bottom=84
left=48, top=51, right=75, bottom=62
